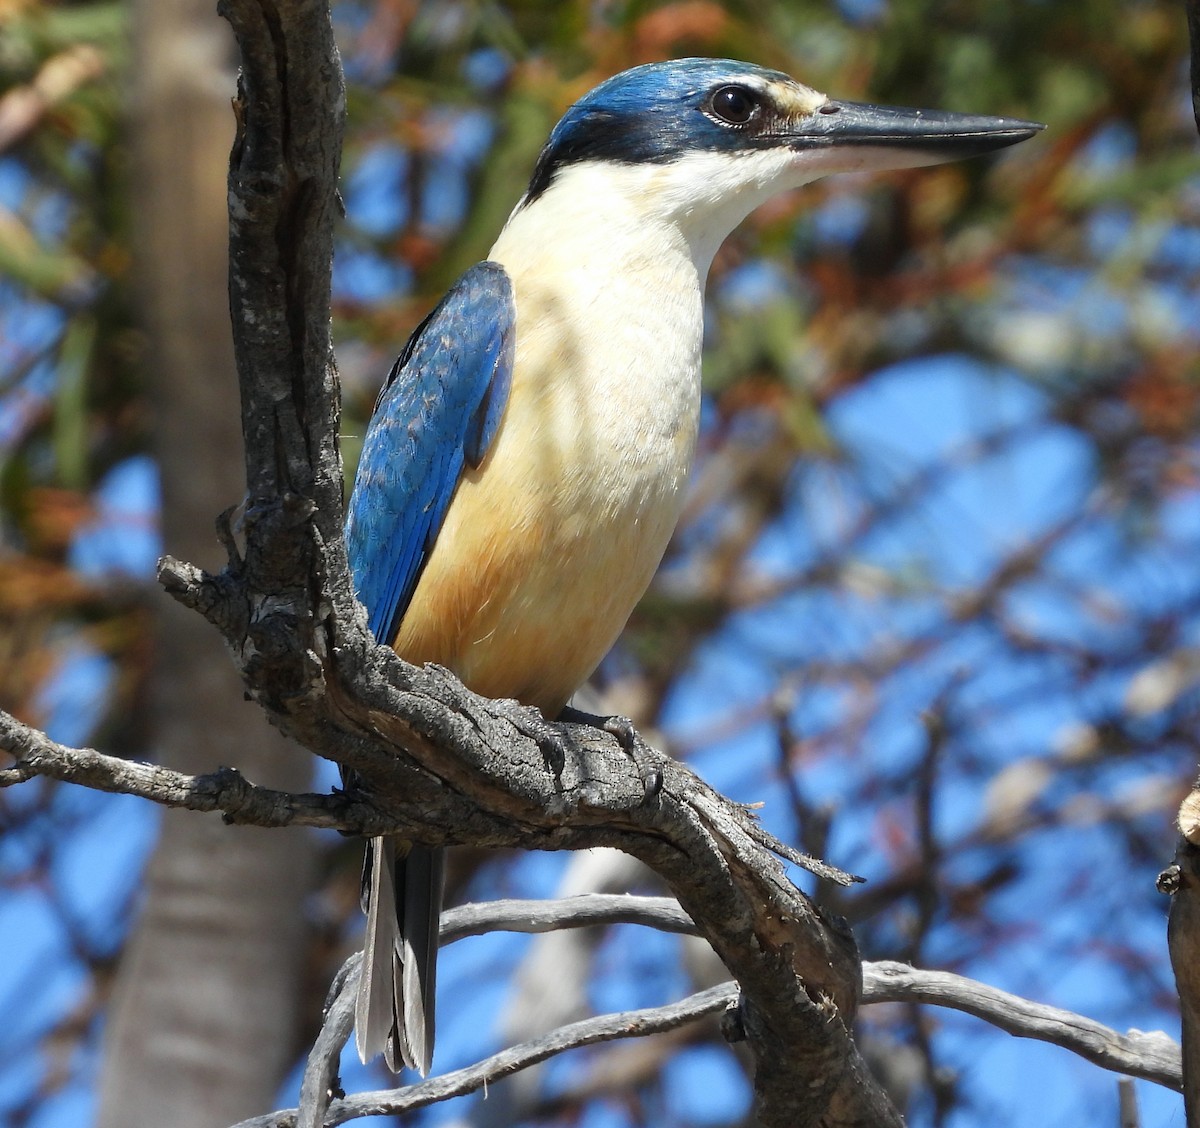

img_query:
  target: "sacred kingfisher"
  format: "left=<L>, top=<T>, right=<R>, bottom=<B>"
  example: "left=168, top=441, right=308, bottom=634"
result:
left=344, top=57, right=1041, bottom=1074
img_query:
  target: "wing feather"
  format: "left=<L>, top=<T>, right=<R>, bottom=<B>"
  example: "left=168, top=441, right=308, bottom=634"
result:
left=345, top=260, right=515, bottom=645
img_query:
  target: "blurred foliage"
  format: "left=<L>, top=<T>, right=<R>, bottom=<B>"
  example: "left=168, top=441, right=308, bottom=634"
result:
left=2, top=0, right=1200, bottom=1125
left=0, top=0, right=144, bottom=723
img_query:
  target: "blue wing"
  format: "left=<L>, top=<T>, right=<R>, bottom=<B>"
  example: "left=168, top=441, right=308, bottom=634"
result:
left=345, top=261, right=515, bottom=646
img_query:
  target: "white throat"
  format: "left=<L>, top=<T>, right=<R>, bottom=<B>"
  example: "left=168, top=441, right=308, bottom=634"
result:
left=497, top=147, right=817, bottom=280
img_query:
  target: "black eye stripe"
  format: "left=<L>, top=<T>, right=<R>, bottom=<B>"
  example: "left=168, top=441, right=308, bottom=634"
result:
left=522, top=75, right=792, bottom=204
left=709, top=85, right=761, bottom=126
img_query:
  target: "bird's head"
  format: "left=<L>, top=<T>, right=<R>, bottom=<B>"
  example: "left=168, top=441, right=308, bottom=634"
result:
left=518, top=58, right=1042, bottom=270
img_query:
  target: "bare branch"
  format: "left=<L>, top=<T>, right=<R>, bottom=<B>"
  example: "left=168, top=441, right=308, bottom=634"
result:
left=296, top=898, right=1184, bottom=1117
left=294, top=957, right=360, bottom=1128
left=233, top=983, right=738, bottom=1128
left=447, top=901, right=1183, bottom=1091
left=864, top=961, right=1182, bottom=1091
left=441, top=893, right=695, bottom=944
left=0, top=708, right=368, bottom=831
left=439, top=896, right=1182, bottom=1093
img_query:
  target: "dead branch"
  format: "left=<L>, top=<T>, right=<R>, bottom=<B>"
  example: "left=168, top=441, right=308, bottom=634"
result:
left=0, top=709, right=366, bottom=830
left=233, top=983, right=738, bottom=1128
left=864, top=961, right=1181, bottom=1091
left=312, top=895, right=1190, bottom=1127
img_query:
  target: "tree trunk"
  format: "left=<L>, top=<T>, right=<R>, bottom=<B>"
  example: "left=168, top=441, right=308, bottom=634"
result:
left=95, top=2, right=317, bottom=1124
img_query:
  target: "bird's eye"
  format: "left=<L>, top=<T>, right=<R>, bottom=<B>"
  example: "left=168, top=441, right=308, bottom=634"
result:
left=709, top=85, right=760, bottom=126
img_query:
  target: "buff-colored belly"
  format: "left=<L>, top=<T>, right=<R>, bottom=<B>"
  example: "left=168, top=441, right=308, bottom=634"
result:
left=391, top=410, right=691, bottom=718
left=393, top=205, right=704, bottom=716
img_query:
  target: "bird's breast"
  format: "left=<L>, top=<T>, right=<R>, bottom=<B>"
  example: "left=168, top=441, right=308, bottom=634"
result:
left=392, top=235, right=705, bottom=715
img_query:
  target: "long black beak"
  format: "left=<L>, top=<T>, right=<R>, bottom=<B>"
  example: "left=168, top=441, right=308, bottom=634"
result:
left=791, top=99, right=1044, bottom=160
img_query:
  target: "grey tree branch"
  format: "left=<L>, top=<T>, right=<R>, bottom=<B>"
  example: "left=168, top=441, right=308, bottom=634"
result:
left=257, top=895, right=1185, bottom=1127
left=233, top=983, right=738, bottom=1128
left=5, top=662, right=1182, bottom=1121
left=0, top=708, right=368, bottom=831
left=294, top=956, right=360, bottom=1128
left=441, top=893, right=695, bottom=944
left=863, top=961, right=1181, bottom=1092
left=441, top=902, right=1183, bottom=1093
